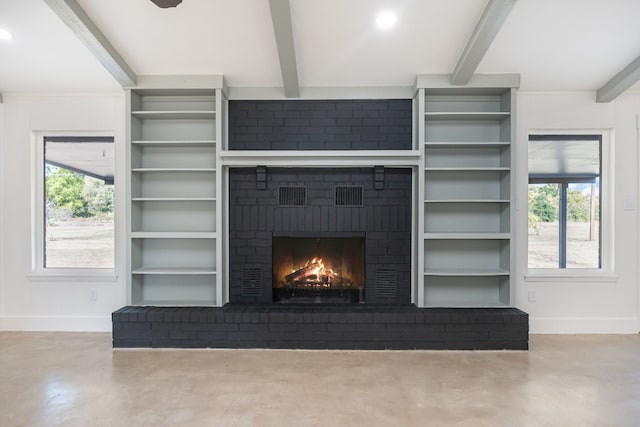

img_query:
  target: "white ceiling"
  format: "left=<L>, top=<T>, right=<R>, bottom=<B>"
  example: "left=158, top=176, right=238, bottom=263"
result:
left=1, top=0, right=639, bottom=94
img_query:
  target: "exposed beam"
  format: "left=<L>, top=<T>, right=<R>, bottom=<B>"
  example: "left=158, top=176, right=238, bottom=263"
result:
left=451, top=0, right=517, bottom=86
left=43, top=0, right=136, bottom=87
left=596, top=55, right=640, bottom=103
left=268, top=0, right=300, bottom=98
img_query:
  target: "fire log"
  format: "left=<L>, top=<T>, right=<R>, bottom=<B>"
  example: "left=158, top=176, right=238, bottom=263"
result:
left=285, top=262, right=321, bottom=283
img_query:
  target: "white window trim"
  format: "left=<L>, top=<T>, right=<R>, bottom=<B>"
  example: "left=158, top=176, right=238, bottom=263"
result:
left=525, top=129, right=615, bottom=280
left=29, top=131, right=117, bottom=282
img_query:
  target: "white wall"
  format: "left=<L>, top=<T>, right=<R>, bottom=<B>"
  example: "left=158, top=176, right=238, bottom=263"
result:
left=515, top=91, right=640, bottom=333
left=0, top=94, right=126, bottom=331
left=0, top=99, right=4, bottom=331
left=0, top=90, right=638, bottom=333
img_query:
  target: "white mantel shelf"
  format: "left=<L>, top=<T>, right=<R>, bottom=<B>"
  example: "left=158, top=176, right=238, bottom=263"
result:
left=219, top=150, right=421, bottom=167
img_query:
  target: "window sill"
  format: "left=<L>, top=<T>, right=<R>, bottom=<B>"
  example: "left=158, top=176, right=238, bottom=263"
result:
left=28, top=271, right=118, bottom=283
left=524, top=272, right=618, bottom=283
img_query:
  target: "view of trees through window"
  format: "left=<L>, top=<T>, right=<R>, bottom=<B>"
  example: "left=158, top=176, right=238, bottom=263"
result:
left=44, top=138, right=114, bottom=269
left=528, top=181, right=600, bottom=268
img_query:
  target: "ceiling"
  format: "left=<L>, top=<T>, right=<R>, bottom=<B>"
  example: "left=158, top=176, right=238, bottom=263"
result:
left=1, top=0, right=640, bottom=94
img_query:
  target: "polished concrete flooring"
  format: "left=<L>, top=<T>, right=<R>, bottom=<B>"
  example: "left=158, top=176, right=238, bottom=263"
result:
left=1, top=333, right=639, bottom=426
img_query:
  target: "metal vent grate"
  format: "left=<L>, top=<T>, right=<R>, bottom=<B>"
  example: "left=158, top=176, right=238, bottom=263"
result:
left=278, top=186, right=306, bottom=206
left=335, top=186, right=363, bottom=206
left=375, top=269, right=397, bottom=298
left=241, top=268, right=263, bottom=297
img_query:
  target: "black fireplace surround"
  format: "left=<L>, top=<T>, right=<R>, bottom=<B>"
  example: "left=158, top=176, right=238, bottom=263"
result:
left=229, top=167, right=412, bottom=305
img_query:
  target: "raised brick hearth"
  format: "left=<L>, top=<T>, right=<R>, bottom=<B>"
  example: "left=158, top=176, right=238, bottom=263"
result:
left=113, top=305, right=529, bottom=350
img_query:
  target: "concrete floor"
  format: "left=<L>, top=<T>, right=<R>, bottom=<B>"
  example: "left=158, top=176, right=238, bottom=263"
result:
left=1, top=333, right=639, bottom=427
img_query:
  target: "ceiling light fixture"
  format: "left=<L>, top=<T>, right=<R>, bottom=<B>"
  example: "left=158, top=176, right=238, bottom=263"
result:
left=0, top=28, right=12, bottom=41
left=150, top=0, right=182, bottom=8
left=376, top=10, right=397, bottom=30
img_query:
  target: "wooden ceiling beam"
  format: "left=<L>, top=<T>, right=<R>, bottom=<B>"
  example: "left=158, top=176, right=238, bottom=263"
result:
left=268, top=0, right=300, bottom=98
left=43, top=0, right=136, bottom=87
left=596, top=55, right=640, bottom=103
left=451, top=0, right=517, bottom=86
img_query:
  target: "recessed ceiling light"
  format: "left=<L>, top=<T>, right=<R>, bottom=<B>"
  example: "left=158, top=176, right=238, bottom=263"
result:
left=376, top=10, right=397, bottom=30
left=0, top=28, right=12, bottom=41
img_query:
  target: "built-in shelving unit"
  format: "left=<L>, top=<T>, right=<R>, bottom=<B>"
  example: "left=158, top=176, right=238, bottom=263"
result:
left=127, top=76, right=226, bottom=306
left=415, top=77, right=517, bottom=307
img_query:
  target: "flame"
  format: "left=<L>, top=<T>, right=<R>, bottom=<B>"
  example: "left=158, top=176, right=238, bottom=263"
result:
left=290, top=257, right=339, bottom=288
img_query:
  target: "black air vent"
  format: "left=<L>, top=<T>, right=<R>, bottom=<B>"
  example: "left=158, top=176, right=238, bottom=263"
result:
left=278, top=186, right=306, bottom=206
left=335, top=186, right=363, bottom=206
left=241, top=268, right=262, bottom=297
left=375, top=270, right=397, bottom=298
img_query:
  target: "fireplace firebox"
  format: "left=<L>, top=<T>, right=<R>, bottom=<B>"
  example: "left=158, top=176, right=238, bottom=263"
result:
left=273, top=236, right=365, bottom=303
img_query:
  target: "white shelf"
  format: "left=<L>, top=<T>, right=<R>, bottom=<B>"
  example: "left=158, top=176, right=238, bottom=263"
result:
left=131, top=168, right=216, bottom=173
left=132, top=197, right=216, bottom=202
left=131, top=110, right=216, bottom=120
left=131, top=232, right=217, bottom=239
left=132, top=140, right=216, bottom=147
left=132, top=267, right=216, bottom=275
left=135, top=299, right=216, bottom=307
left=424, top=199, right=509, bottom=203
left=424, top=268, right=509, bottom=276
left=424, top=167, right=509, bottom=171
left=424, top=141, right=509, bottom=147
left=424, top=232, right=510, bottom=240
left=422, top=301, right=509, bottom=308
left=424, top=112, right=510, bottom=121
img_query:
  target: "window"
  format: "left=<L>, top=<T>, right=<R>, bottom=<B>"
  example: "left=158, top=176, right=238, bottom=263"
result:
left=528, top=134, right=607, bottom=270
left=33, top=135, right=115, bottom=274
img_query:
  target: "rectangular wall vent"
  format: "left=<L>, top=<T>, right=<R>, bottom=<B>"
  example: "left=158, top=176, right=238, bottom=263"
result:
left=241, top=268, right=263, bottom=297
left=335, top=186, right=363, bottom=206
left=278, top=186, right=306, bottom=206
left=375, top=269, right=397, bottom=298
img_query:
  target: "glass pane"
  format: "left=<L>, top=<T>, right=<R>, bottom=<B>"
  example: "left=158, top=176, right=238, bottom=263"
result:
left=44, top=139, right=114, bottom=269
left=566, top=181, right=600, bottom=268
left=528, top=183, right=560, bottom=268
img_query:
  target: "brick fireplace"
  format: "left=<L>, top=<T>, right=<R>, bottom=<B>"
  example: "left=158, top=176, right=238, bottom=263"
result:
left=113, top=98, right=529, bottom=350
left=228, top=167, right=412, bottom=305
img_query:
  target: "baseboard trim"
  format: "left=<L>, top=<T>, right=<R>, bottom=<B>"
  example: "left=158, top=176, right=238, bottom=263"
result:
left=1, top=315, right=112, bottom=332
left=530, top=317, right=639, bottom=334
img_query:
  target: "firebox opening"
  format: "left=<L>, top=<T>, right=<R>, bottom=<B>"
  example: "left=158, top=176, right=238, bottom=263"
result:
left=272, top=236, right=365, bottom=303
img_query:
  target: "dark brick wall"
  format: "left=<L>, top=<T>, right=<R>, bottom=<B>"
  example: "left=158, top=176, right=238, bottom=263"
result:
left=228, top=100, right=412, bottom=150
left=229, top=167, right=412, bottom=304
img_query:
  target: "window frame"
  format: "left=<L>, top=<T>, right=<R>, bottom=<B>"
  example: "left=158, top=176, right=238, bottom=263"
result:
left=525, top=130, right=615, bottom=282
left=29, top=131, right=117, bottom=281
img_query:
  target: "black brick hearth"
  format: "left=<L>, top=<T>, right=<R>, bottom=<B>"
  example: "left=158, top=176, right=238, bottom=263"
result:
left=112, top=305, right=529, bottom=350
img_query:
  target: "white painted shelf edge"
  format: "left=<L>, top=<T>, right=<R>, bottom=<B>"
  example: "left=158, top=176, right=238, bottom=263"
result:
left=135, top=300, right=216, bottom=307
left=132, top=198, right=217, bottom=201
left=132, top=267, right=216, bottom=275
left=130, top=232, right=217, bottom=239
left=423, top=232, right=511, bottom=239
left=424, top=199, right=510, bottom=203
left=424, top=167, right=510, bottom=171
left=131, top=140, right=216, bottom=147
left=131, top=168, right=216, bottom=172
left=424, top=112, right=510, bottom=120
left=424, top=141, right=510, bottom=147
left=424, top=268, right=509, bottom=276
left=422, top=302, right=509, bottom=308
left=131, top=111, right=216, bottom=120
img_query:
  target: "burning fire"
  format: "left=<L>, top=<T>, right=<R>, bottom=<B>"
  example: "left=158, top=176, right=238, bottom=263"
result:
left=283, top=257, right=351, bottom=289
left=290, top=258, right=337, bottom=287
